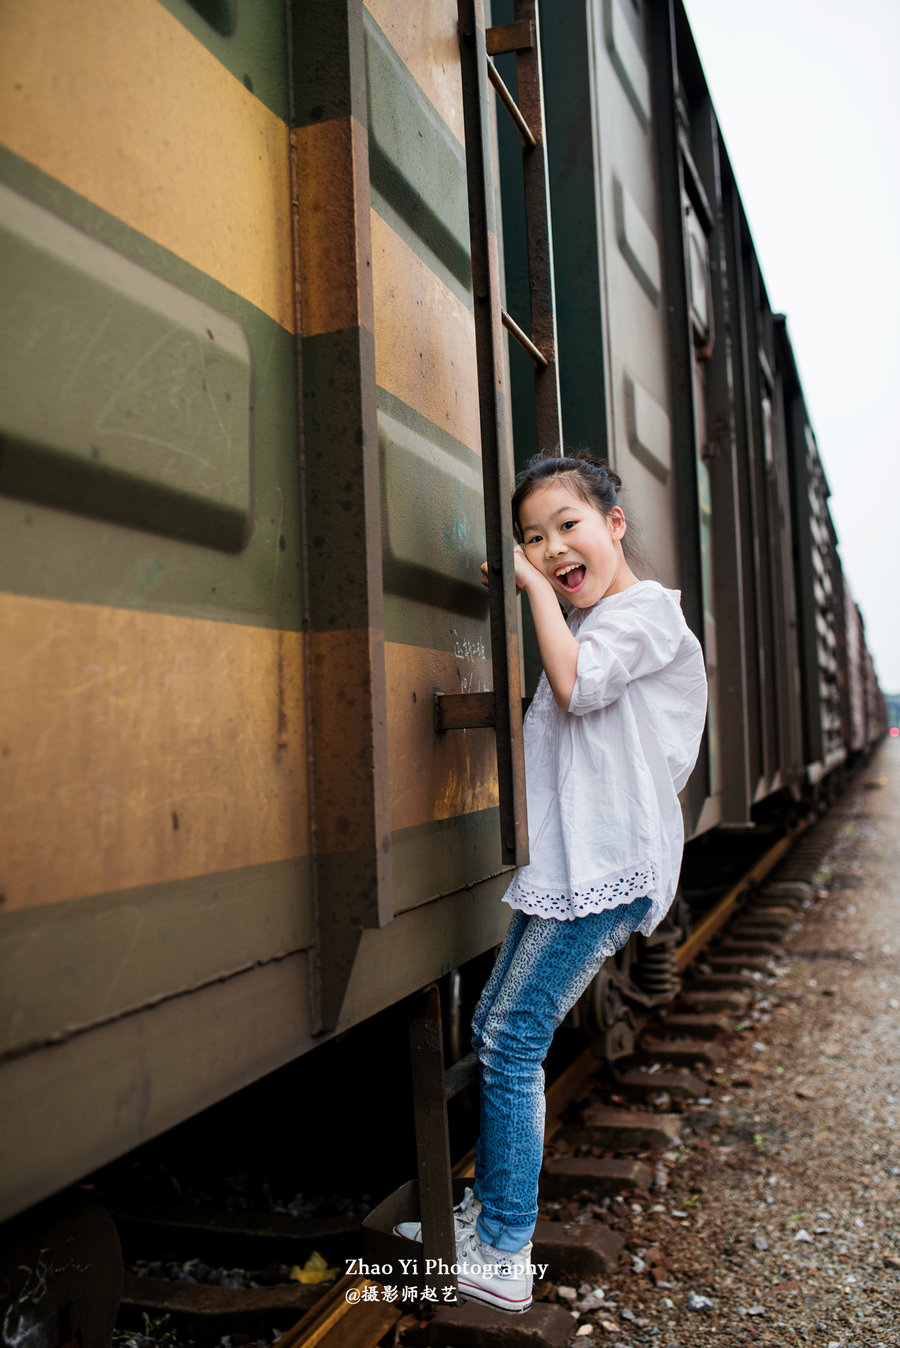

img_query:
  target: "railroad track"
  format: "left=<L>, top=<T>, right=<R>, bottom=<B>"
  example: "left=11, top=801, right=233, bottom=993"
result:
left=116, top=808, right=844, bottom=1348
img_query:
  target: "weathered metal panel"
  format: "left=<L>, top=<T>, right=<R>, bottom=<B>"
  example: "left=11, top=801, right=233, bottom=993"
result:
left=158, top=0, right=290, bottom=117
left=371, top=213, right=481, bottom=453
left=0, top=859, right=313, bottom=1060
left=365, top=12, right=472, bottom=294
left=741, top=260, right=782, bottom=791
left=0, top=953, right=315, bottom=1225
left=0, top=158, right=302, bottom=627
left=645, top=1, right=718, bottom=836
left=843, top=577, right=866, bottom=755
left=336, top=873, right=511, bottom=1033
left=603, top=0, right=651, bottom=126
left=500, top=0, right=718, bottom=832
left=0, top=0, right=295, bottom=331
left=0, top=596, right=309, bottom=911
left=457, top=0, right=529, bottom=865
left=0, top=866, right=509, bottom=1225
left=0, top=186, right=251, bottom=551
left=623, top=369, right=672, bottom=481
left=719, top=191, right=768, bottom=801
left=391, top=814, right=503, bottom=913
left=766, top=333, right=805, bottom=793
left=601, top=7, right=682, bottom=589
left=613, top=176, right=662, bottom=304
left=536, top=4, right=610, bottom=478
left=381, top=404, right=487, bottom=602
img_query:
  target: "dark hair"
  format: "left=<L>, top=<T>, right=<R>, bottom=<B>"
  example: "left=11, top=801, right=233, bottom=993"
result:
left=511, top=451, right=645, bottom=572
left=511, top=452, right=623, bottom=543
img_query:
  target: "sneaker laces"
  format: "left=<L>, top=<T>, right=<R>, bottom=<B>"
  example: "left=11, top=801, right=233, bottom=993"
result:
left=453, top=1187, right=480, bottom=1232
left=456, top=1228, right=519, bottom=1280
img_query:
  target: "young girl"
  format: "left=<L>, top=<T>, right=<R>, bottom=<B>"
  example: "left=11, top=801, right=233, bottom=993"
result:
left=398, top=454, right=707, bottom=1312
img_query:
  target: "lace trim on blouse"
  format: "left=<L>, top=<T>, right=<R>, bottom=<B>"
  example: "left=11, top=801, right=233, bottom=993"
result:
left=503, top=861, right=657, bottom=921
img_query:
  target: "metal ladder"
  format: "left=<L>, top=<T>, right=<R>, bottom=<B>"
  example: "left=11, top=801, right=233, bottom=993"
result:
left=436, top=0, right=563, bottom=867
left=464, top=0, right=563, bottom=453
left=409, top=0, right=563, bottom=1299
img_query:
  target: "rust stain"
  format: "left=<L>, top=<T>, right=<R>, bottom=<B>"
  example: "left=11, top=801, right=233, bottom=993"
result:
left=385, top=641, right=499, bottom=832
left=0, top=593, right=310, bottom=910
left=293, top=117, right=374, bottom=338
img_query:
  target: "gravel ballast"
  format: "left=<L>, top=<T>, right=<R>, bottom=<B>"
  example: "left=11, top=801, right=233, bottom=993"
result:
left=541, top=741, right=900, bottom=1348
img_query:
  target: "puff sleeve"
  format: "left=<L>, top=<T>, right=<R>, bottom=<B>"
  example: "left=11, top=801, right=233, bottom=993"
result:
left=567, top=588, right=685, bottom=716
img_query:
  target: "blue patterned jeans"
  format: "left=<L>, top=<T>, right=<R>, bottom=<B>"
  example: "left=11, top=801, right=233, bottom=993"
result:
left=470, top=896, right=651, bottom=1252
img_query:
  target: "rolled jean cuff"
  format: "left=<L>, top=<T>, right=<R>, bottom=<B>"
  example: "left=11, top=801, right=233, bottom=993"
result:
left=475, top=1207, right=535, bottom=1253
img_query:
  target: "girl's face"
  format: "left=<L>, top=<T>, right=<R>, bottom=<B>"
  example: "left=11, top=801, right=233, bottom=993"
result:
left=518, top=479, right=636, bottom=607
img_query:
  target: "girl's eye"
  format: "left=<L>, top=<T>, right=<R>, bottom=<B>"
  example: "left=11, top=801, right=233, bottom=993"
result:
left=525, top=534, right=542, bottom=545
left=561, top=520, right=576, bottom=531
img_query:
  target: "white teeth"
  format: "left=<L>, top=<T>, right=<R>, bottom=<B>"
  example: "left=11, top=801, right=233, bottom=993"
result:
left=555, top=563, right=581, bottom=577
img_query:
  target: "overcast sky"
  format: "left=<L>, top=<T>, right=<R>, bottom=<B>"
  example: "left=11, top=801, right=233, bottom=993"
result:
left=680, top=0, right=900, bottom=694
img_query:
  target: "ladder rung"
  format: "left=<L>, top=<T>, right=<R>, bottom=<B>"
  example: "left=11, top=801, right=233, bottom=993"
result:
left=436, top=691, right=496, bottom=730
left=435, top=692, right=530, bottom=731
left=486, top=19, right=535, bottom=55
left=501, top=308, right=548, bottom=367
left=444, top=1051, right=479, bottom=1100
left=486, top=55, right=537, bottom=147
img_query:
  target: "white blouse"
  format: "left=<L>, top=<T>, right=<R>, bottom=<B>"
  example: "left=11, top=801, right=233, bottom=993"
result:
left=503, top=581, right=707, bottom=934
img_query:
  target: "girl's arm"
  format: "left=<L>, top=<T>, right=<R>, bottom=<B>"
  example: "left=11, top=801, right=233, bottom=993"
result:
left=509, top=544, right=579, bottom=706
left=513, top=548, right=580, bottom=709
left=481, top=547, right=579, bottom=708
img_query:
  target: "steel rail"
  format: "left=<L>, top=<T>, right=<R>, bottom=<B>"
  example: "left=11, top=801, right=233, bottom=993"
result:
left=279, top=816, right=815, bottom=1345
left=674, top=817, right=811, bottom=974
left=453, top=816, right=813, bottom=1173
left=274, top=1275, right=400, bottom=1348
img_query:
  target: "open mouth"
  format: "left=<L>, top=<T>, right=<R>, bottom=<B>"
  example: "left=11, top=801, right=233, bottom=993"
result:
left=555, top=563, right=586, bottom=592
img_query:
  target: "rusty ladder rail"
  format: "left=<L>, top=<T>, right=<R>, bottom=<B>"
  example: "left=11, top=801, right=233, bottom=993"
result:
left=443, top=0, right=562, bottom=863
left=407, top=985, right=479, bottom=1305
left=486, top=5, right=562, bottom=452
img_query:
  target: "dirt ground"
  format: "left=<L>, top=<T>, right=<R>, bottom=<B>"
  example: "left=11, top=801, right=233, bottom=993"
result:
left=547, top=739, right=900, bottom=1348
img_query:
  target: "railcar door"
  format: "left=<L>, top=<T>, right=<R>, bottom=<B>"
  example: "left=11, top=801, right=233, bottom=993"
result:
left=514, top=0, right=721, bottom=836
left=309, top=0, right=529, bottom=1030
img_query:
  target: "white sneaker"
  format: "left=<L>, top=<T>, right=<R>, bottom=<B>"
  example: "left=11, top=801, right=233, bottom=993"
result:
left=392, top=1186, right=481, bottom=1242
left=455, top=1228, right=533, bottom=1314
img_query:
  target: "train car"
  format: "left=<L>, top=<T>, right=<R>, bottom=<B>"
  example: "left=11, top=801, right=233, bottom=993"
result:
left=0, top=0, right=884, bottom=1319
left=843, top=578, right=869, bottom=759
left=0, top=0, right=524, bottom=1241
left=484, top=0, right=886, bottom=1041
left=841, top=577, right=886, bottom=761
left=517, top=0, right=866, bottom=830
left=776, top=317, right=851, bottom=790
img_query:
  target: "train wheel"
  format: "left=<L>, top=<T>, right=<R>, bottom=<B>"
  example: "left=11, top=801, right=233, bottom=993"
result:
left=586, top=947, right=638, bottom=1062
